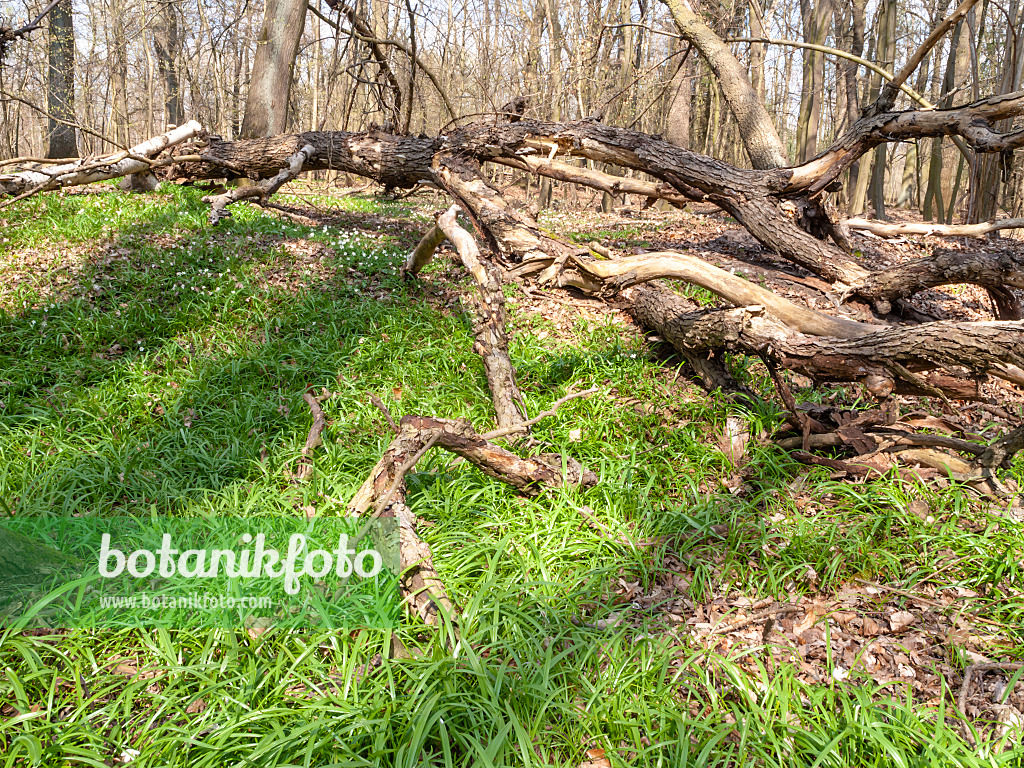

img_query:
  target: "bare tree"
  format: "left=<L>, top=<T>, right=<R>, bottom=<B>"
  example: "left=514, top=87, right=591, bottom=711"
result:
left=240, top=0, right=309, bottom=137
left=151, top=0, right=182, bottom=127
left=45, top=0, right=77, bottom=158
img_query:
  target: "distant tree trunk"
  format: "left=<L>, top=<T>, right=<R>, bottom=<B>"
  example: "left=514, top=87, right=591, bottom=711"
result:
left=108, top=0, right=131, bottom=149
left=46, top=0, right=78, bottom=159
left=868, top=0, right=896, bottom=218
left=840, top=0, right=866, bottom=210
left=967, top=0, right=1024, bottom=223
left=748, top=0, right=768, bottom=104
left=924, top=18, right=965, bottom=221
left=664, top=44, right=692, bottom=147
left=795, top=0, right=834, bottom=163
left=240, top=0, right=308, bottom=138
left=539, top=0, right=564, bottom=209
left=662, top=0, right=788, bottom=169
left=152, top=0, right=183, bottom=127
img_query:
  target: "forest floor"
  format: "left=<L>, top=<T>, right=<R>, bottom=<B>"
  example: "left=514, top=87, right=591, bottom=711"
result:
left=0, top=182, right=1022, bottom=766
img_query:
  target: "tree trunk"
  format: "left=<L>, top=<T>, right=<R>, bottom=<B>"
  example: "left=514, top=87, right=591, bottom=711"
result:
left=662, top=0, right=788, bottom=169
left=240, top=0, right=308, bottom=138
left=152, top=0, right=183, bottom=128
left=841, top=0, right=867, bottom=209
left=796, top=0, right=834, bottom=163
left=868, top=0, right=896, bottom=218
left=107, top=0, right=130, bottom=149
left=664, top=42, right=692, bottom=147
left=45, top=0, right=77, bottom=159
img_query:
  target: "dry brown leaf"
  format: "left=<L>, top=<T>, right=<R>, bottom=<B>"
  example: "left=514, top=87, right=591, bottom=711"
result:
left=861, top=616, right=883, bottom=636
left=794, top=607, right=821, bottom=636
left=185, top=698, right=207, bottom=714
left=889, top=610, right=916, bottom=633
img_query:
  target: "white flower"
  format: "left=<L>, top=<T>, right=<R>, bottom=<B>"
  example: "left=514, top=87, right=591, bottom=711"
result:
left=831, top=666, right=849, bottom=681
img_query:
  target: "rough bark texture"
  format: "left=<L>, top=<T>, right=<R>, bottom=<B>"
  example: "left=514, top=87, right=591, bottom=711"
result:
left=152, top=0, right=183, bottom=128
left=203, top=142, right=315, bottom=224
left=436, top=206, right=527, bottom=430
left=662, top=0, right=789, bottom=169
left=240, top=0, right=308, bottom=137
left=851, top=248, right=1024, bottom=302
left=626, top=284, right=1022, bottom=398
left=45, top=0, right=76, bottom=159
left=347, top=413, right=596, bottom=623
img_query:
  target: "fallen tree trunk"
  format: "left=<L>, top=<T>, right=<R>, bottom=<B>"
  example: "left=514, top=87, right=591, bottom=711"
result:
left=5, top=114, right=1024, bottom=402
left=625, top=284, right=1022, bottom=399
left=849, top=248, right=1024, bottom=304
left=846, top=217, right=1024, bottom=239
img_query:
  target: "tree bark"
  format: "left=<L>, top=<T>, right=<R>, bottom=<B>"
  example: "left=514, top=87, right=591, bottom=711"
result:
left=152, top=0, right=183, bottom=128
left=240, top=0, right=309, bottom=138
left=45, top=0, right=76, bottom=159
left=795, top=0, right=834, bottom=163
left=435, top=206, right=527, bottom=430
left=661, top=0, right=789, bottom=169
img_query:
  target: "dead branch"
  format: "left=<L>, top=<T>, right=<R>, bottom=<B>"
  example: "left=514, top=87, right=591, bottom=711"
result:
left=624, top=283, right=1024, bottom=398
left=846, top=249, right=1024, bottom=309
left=958, top=662, right=1024, bottom=716
left=0, top=120, right=204, bottom=202
left=292, top=389, right=332, bottom=481
left=203, top=143, right=315, bottom=224
left=567, top=250, right=872, bottom=338
left=435, top=204, right=527, bottom=430
left=846, top=217, right=1024, bottom=239
left=0, top=0, right=61, bottom=60
left=347, top=412, right=596, bottom=623
left=405, top=224, right=447, bottom=275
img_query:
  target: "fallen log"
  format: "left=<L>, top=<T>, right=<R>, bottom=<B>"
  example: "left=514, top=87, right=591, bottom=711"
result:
left=0, top=120, right=204, bottom=201
left=624, top=283, right=1021, bottom=399
left=846, top=217, right=1024, bottom=239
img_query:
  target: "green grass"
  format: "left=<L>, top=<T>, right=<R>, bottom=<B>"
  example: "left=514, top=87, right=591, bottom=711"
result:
left=0, top=186, right=1022, bottom=765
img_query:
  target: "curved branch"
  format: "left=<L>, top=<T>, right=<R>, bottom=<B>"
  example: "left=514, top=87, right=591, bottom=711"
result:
left=569, top=251, right=872, bottom=338
left=874, top=0, right=981, bottom=113
left=726, top=37, right=928, bottom=106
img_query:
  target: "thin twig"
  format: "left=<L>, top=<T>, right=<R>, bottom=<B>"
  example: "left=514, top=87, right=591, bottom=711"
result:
left=480, top=387, right=598, bottom=440
left=958, top=662, right=1024, bottom=716
left=711, top=604, right=800, bottom=634
left=369, top=394, right=399, bottom=434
